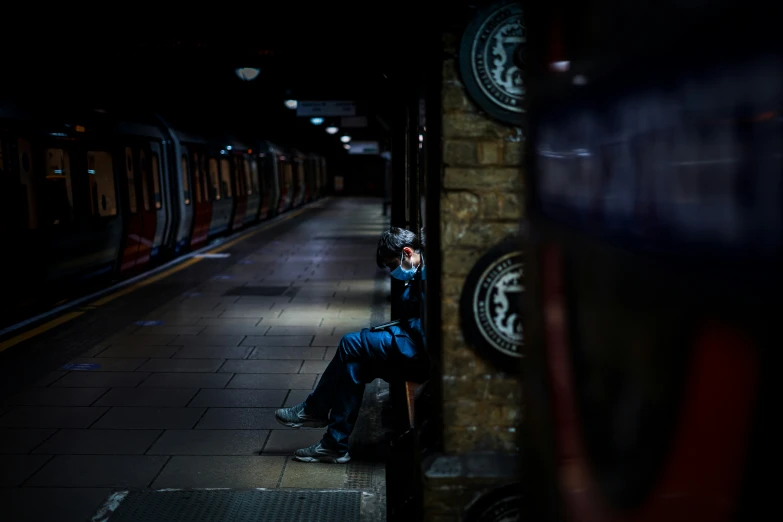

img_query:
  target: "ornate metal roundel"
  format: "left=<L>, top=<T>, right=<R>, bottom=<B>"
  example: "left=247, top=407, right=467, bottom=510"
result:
left=464, top=483, right=523, bottom=522
left=460, top=238, right=524, bottom=362
left=459, top=0, right=525, bottom=126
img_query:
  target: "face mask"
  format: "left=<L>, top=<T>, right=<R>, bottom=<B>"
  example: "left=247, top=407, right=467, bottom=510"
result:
left=391, top=251, right=418, bottom=281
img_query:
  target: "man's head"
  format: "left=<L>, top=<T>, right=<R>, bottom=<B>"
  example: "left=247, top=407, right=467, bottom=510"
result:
left=376, top=227, right=423, bottom=276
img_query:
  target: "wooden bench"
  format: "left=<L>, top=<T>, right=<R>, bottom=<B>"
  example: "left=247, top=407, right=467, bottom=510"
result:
left=404, top=381, right=420, bottom=429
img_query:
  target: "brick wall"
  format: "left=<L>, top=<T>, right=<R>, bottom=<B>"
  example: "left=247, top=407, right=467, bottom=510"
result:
left=420, top=27, right=525, bottom=520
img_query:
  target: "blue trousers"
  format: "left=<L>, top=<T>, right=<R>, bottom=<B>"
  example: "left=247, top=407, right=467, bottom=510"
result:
left=304, top=326, right=425, bottom=451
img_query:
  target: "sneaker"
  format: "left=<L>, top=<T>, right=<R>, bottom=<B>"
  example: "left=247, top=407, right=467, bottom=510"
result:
left=275, top=402, right=328, bottom=429
left=293, top=441, right=351, bottom=464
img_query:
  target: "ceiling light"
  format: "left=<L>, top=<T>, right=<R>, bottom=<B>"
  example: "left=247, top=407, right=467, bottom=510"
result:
left=310, top=117, right=324, bottom=125
left=235, top=67, right=260, bottom=81
left=325, top=126, right=339, bottom=135
left=343, top=144, right=351, bottom=150
left=284, top=99, right=298, bottom=110
left=340, top=135, right=351, bottom=143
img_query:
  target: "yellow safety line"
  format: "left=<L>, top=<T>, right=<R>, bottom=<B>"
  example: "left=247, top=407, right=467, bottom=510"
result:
left=0, top=200, right=325, bottom=353
left=0, top=312, right=84, bottom=353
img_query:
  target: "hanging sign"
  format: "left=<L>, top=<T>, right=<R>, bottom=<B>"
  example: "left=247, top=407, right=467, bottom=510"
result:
left=296, top=101, right=356, bottom=117
left=459, top=0, right=525, bottom=126
left=460, top=237, right=524, bottom=365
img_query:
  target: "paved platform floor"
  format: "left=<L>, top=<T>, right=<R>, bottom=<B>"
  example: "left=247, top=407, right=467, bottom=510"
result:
left=0, top=197, right=391, bottom=521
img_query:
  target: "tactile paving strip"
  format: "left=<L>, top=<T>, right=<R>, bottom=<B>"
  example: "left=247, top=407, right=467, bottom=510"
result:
left=107, top=490, right=362, bottom=522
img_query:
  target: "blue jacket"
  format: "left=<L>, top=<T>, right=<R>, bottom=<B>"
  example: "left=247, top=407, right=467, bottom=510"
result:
left=390, top=264, right=427, bottom=358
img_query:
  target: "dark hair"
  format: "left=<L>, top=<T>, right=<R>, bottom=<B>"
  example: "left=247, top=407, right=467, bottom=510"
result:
left=376, top=227, right=420, bottom=268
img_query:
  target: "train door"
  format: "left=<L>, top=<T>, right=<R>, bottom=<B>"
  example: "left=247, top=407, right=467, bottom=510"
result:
left=189, top=148, right=211, bottom=249
left=262, top=152, right=279, bottom=218
left=230, top=154, right=247, bottom=230
left=244, top=155, right=260, bottom=225
left=277, top=154, right=292, bottom=214
left=133, top=146, right=157, bottom=271
left=208, top=153, right=233, bottom=236
left=118, top=145, right=143, bottom=273
left=172, top=141, right=193, bottom=255
left=148, top=141, right=167, bottom=261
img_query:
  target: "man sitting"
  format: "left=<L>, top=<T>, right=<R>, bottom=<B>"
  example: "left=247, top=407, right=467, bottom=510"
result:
left=274, top=226, right=427, bottom=463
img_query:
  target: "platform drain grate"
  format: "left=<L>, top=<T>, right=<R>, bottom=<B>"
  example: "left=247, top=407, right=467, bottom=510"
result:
left=105, top=489, right=362, bottom=522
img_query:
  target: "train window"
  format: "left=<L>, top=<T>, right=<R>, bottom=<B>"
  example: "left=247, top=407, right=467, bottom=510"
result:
left=220, top=157, right=233, bottom=198
left=18, top=139, right=38, bottom=229
left=181, top=155, right=191, bottom=205
left=87, top=151, right=118, bottom=217
left=249, top=158, right=260, bottom=194
left=45, top=148, right=74, bottom=225
left=125, top=147, right=137, bottom=214
left=208, top=157, right=220, bottom=200
left=199, top=153, right=209, bottom=202
left=243, top=159, right=254, bottom=195
left=191, top=152, right=202, bottom=204
left=139, top=150, right=151, bottom=212
left=151, top=152, right=162, bottom=209
left=234, top=157, right=245, bottom=196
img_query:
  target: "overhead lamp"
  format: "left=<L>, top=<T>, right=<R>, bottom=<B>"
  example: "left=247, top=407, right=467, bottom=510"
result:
left=284, top=99, right=298, bottom=110
left=235, top=67, right=260, bottom=81
left=340, top=135, right=351, bottom=143
left=310, top=117, right=324, bottom=125
left=550, top=61, right=571, bottom=72
left=343, top=144, right=351, bottom=150
left=325, top=126, right=339, bottom=135
left=226, top=145, right=233, bottom=151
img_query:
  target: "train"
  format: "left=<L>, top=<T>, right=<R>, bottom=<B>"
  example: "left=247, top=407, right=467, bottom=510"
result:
left=0, top=102, right=328, bottom=325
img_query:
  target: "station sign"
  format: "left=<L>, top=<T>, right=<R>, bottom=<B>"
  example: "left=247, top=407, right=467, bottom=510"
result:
left=296, top=101, right=356, bottom=117
left=341, top=116, right=368, bottom=128
left=348, top=141, right=380, bottom=155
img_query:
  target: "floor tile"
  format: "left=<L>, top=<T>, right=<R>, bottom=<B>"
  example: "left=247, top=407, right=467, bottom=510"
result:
left=239, top=335, right=314, bottom=347
left=219, top=360, right=303, bottom=374
left=0, top=407, right=108, bottom=429
left=139, top=373, right=232, bottom=388
left=172, top=346, right=252, bottom=359
left=0, top=428, right=56, bottom=454
left=92, top=407, right=206, bottom=429
left=94, top=345, right=179, bottom=358
left=32, top=371, right=67, bottom=386
left=264, top=326, right=332, bottom=336
left=94, top=388, right=198, bottom=407
left=63, top=358, right=148, bottom=371
left=33, top=429, right=162, bottom=455
left=311, top=334, right=344, bottom=346
left=300, top=360, right=330, bottom=374
left=136, top=358, right=225, bottom=373
left=2, top=387, right=108, bottom=407
left=151, top=455, right=285, bottom=488
left=25, top=455, right=168, bottom=488
left=147, top=429, right=268, bottom=456
left=280, top=459, right=347, bottom=488
left=188, top=389, right=288, bottom=408
left=0, top=455, right=52, bottom=486
left=249, top=347, right=326, bottom=360
left=103, top=334, right=178, bottom=346
left=284, top=390, right=313, bottom=407
left=131, top=326, right=206, bottom=335
left=226, top=374, right=317, bottom=390
left=0, top=487, right=112, bottom=522
left=169, top=335, right=246, bottom=346
left=263, top=430, right=324, bottom=455
left=194, top=317, right=263, bottom=327
left=195, top=408, right=296, bottom=430
left=51, top=372, right=151, bottom=388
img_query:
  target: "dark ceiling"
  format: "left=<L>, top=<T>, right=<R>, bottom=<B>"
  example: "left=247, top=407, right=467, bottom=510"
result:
left=3, top=2, right=477, bottom=153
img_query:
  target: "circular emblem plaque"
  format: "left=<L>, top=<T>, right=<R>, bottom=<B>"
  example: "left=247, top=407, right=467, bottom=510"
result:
left=464, top=483, right=523, bottom=522
left=459, top=0, right=525, bottom=126
left=460, top=238, right=524, bottom=363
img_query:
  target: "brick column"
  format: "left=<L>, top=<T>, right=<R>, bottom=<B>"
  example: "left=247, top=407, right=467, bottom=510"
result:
left=420, top=26, right=525, bottom=520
